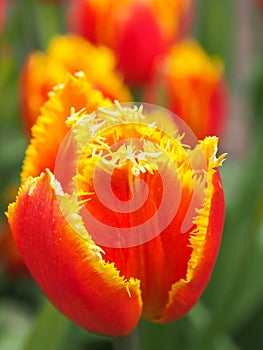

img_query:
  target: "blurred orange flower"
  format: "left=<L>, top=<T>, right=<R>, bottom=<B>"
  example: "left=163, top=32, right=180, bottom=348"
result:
left=145, top=40, right=228, bottom=139
left=67, top=0, right=193, bottom=85
left=20, top=34, right=132, bottom=135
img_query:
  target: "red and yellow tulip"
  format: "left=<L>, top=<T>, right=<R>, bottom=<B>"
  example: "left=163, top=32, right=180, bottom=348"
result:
left=20, top=34, right=131, bottom=135
left=145, top=40, right=228, bottom=139
left=8, top=72, right=226, bottom=336
left=67, top=0, right=193, bottom=85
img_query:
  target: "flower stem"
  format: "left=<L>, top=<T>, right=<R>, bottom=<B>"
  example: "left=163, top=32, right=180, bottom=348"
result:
left=113, top=328, right=140, bottom=350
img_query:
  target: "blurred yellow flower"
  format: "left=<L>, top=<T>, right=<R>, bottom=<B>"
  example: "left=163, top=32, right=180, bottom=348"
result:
left=20, top=34, right=132, bottom=135
left=146, top=39, right=228, bottom=139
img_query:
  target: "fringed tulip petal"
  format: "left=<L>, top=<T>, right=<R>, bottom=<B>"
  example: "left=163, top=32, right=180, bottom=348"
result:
left=7, top=170, right=142, bottom=336
left=158, top=138, right=225, bottom=322
left=21, top=72, right=111, bottom=183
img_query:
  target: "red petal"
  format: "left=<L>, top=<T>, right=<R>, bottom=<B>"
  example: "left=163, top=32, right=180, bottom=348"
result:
left=8, top=170, right=142, bottom=336
left=115, top=1, right=167, bottom=85
left=158, top=168, right=225, bottom=323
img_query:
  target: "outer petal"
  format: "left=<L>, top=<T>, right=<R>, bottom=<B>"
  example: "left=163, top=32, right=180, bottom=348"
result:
left=158, top=139, right=225, bottom=323
left=7, top=170, right=142, bottom=336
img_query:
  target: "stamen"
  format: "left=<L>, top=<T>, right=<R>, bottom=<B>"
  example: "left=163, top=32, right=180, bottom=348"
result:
left=126, top=285, right=132, bottom=298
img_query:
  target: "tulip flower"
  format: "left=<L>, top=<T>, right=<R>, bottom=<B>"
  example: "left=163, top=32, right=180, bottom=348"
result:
left=145, top=40, right=228, bottom=140
left=67, top=0, right=193, bottom=85
left=20, top=34, right=132, bottom=135
left=8, top=72, right=226, bottom=337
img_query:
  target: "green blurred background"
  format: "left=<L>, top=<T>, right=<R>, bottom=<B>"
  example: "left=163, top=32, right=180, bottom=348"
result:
left=1, top=0, right=263, bottom=349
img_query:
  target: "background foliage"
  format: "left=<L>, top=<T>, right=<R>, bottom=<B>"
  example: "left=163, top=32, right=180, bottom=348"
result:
left=1, top=0, right=263, bottom=349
